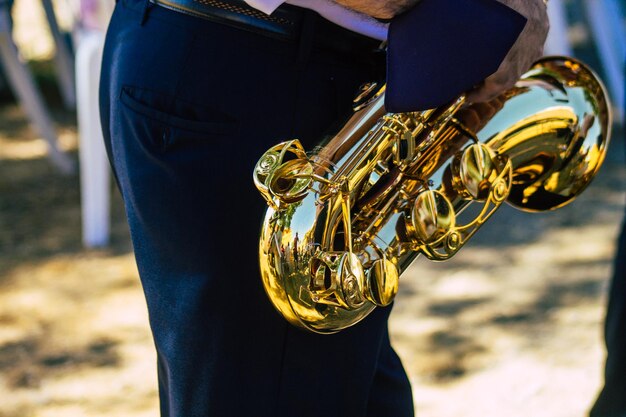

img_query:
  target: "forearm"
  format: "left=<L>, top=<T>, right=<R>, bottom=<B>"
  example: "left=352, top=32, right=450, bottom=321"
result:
left=333, top=0, right=546, bottom=21
left=332, top=0, right=420, bottom=19
left=466, top=0, right=549, bottom=102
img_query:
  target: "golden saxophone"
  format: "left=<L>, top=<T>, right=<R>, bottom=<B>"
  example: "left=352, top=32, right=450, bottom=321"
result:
left=253, top=57, right=612, bottom=334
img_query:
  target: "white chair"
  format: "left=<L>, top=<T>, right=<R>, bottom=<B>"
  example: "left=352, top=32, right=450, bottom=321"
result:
left=77, top=29, right=109, bottom=247
left=75, top=0, right=113, bottom=247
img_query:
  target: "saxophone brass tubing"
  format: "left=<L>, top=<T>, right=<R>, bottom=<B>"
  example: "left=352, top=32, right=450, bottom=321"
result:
left=357, top=188, right=405, bottom=244
left=317, top=92, right=387, bottom=169
left=255, top=57, right=612, bottom=333
left=351, top=104, right=480, bottom=271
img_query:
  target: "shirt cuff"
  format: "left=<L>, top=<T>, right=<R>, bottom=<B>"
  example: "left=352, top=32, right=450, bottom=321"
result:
left=287, top=0, right=388, bottom=41
left=243, top=0, right=284, bottom=15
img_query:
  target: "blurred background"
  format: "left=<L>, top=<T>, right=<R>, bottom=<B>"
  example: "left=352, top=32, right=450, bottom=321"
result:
left=0, top=0, right=624, bottom=416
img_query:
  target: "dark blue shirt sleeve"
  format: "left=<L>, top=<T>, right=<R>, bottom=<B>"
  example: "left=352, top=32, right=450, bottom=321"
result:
left=385, top=0, right=527, bottom=112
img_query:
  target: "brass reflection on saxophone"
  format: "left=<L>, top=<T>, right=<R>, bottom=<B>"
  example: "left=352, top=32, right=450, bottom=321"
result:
left=253, top=57, right=612, bottom=334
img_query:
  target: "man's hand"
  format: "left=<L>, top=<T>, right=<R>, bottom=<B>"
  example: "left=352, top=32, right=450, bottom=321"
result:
left=466, top=0, right=549, bottom=102
left=333, top=0, right=419, bottom=19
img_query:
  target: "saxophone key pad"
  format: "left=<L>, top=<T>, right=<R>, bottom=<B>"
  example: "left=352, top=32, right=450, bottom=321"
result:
left=452, top=143, right=500, bottom=201
left=407, top=189, right=456, bottom=245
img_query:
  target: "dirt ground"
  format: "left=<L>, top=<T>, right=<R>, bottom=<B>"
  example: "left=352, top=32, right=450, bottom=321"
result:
left=394, top=154, right=626, bottom=417
left=0, top=87, right=624, bottom=417
left=1, top=2, right=625, bottom=415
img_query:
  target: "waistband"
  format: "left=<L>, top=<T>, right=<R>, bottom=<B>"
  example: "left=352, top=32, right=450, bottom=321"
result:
left=148, top=0, right=381, bottom=56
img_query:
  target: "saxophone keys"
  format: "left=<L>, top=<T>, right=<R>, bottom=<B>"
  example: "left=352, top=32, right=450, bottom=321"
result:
left=363, top=258, right=399, bottom=307
left=452, top=143, right=500, bottom=200
left=254, top=139, right=312, bottom=206
left=309, top=251, right=366, bottom=309
left=407, top=189, right=456, bottom=245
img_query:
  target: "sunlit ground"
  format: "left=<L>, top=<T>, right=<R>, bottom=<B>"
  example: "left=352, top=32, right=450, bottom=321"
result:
left=0, top=98, right=158, bottom=416
left=1, top=1, right=625, bottom=416
left=2, top=101, right=625, bottom=417
left=394, top=158, right=626, bottom=416
left=1, top=91, right=624, bottom=417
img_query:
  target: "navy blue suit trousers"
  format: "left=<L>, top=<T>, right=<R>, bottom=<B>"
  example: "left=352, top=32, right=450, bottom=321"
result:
left=99, top=0, right=526, bottom=415
left=99, top=1, right=413, bottom=416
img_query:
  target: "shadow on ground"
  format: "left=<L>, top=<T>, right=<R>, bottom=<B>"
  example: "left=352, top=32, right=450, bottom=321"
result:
left=0, top=68, right=157, bottom=416
left=0, top=60, right=624, bottom=416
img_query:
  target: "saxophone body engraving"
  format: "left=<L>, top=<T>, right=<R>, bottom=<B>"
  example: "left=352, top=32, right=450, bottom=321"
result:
left=253, top=57, right=612, bottom=334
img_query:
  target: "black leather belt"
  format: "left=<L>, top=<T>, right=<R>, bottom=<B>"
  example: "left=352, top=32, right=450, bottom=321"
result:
left=149, top=0, right=302, bottom=41
left=148, top=0, right=382, bottom=56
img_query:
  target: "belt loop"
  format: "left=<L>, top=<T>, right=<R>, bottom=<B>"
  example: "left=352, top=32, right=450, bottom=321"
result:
left=140, top=0, right=154, bottom=25
left=297, top=10, right=316, bottom=64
